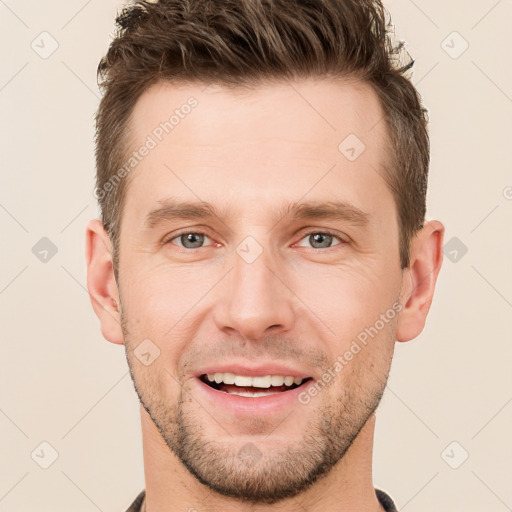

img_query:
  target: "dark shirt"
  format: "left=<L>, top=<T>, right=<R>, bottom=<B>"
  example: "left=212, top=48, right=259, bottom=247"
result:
left=125, top=487, right=398, bottom=511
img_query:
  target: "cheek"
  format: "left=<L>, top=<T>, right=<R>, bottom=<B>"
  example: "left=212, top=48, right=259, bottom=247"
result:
left=129, top=356, right=183, bottom=416
left=120, top=265, right=217, bottom=379
left=122, top=264, right=205, bottom=329
left=289, top=260, right=400, bottom=349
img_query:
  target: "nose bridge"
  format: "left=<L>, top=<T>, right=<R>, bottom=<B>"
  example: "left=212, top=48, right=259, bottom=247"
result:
left=213, top=235, right=294, bottom=340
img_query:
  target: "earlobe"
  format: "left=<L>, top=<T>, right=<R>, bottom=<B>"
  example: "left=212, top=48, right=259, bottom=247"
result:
left=85, top=219, right=125, bottom=345
left=396, top=220, right=445, bottom=342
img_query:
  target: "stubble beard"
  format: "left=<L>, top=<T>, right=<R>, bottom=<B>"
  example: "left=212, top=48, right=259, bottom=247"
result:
left=121, top=309, right=393, bottom=505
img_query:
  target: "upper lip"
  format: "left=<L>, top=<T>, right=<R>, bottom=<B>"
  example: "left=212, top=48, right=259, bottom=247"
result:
left=195, top=362, right=312, bottom=379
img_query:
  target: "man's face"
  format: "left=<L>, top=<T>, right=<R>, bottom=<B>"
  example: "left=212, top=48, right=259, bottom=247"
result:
left=117, top=78, right=403, bottom=503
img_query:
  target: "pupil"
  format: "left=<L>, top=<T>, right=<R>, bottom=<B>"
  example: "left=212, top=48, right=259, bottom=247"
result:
left=311, top=233, right=331, bottom=248
left=182, top=233, right=204, bottom=248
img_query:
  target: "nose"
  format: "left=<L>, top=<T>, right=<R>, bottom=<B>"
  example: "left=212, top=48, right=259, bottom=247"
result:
left=213, top=243, right=295, bottom=341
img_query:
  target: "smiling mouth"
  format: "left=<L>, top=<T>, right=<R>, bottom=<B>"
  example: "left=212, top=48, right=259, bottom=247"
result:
left=199, top=374, right=313, bottom=397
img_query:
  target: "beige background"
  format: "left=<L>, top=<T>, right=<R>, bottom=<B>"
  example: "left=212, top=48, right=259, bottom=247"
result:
left=1, top=1, right=511, bottom=511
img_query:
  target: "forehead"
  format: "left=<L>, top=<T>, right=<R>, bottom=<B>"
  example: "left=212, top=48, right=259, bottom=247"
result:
left=128, top=77, right=388, bottom=152
left=122, top=77, right=392, bottom=226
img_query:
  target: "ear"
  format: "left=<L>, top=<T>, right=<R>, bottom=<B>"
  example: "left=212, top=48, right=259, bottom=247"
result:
left=396, top=220, right=445, bottom=342
left=85, top=219, right=124, bottom=345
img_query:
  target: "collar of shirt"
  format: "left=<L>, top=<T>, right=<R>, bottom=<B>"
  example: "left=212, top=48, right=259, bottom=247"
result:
left=125, top=487, right=398, bottom=511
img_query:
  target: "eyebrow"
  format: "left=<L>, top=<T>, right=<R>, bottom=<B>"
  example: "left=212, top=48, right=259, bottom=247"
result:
left=143, top=197, right=370, bottom=230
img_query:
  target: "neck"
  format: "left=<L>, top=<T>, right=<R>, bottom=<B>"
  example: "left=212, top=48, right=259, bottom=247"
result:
left=140, top=405, right=385, bottom=511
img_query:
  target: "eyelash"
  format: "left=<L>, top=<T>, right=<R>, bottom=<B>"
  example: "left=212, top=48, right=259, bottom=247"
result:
left=294, top=230, right=346, bottom=249
left=164, top=229, right=347, bottom=250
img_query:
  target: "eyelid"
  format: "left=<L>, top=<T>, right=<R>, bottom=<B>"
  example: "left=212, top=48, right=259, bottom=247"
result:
left=163, top=228, right=217, bottom=247
left=162, top=227, right=349, bottom=250
left=293, top=229, right=348, bottom=248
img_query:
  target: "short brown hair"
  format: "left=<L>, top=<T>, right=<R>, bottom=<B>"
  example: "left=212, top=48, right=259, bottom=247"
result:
left=94, top=0, right=429, bottom=278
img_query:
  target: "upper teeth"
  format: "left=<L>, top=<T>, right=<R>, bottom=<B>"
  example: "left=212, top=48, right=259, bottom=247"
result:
left=206, top=373, right=303, bottom=388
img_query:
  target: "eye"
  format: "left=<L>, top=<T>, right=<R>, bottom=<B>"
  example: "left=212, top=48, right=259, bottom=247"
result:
left=168, top=231, right=213, bottom=249
left=295, top=231, right=344, bottom=249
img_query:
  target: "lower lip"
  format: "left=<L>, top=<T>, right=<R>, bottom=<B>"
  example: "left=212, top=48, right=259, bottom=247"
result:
left=195, top=377, right=313, bottom=415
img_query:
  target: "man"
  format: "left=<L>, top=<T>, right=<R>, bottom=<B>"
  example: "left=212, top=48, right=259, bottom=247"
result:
left=85, top=0, right=444, bottom=510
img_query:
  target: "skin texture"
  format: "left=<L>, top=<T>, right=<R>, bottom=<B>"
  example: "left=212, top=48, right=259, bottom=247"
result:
left=86, top=78, right=444, bottom=511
